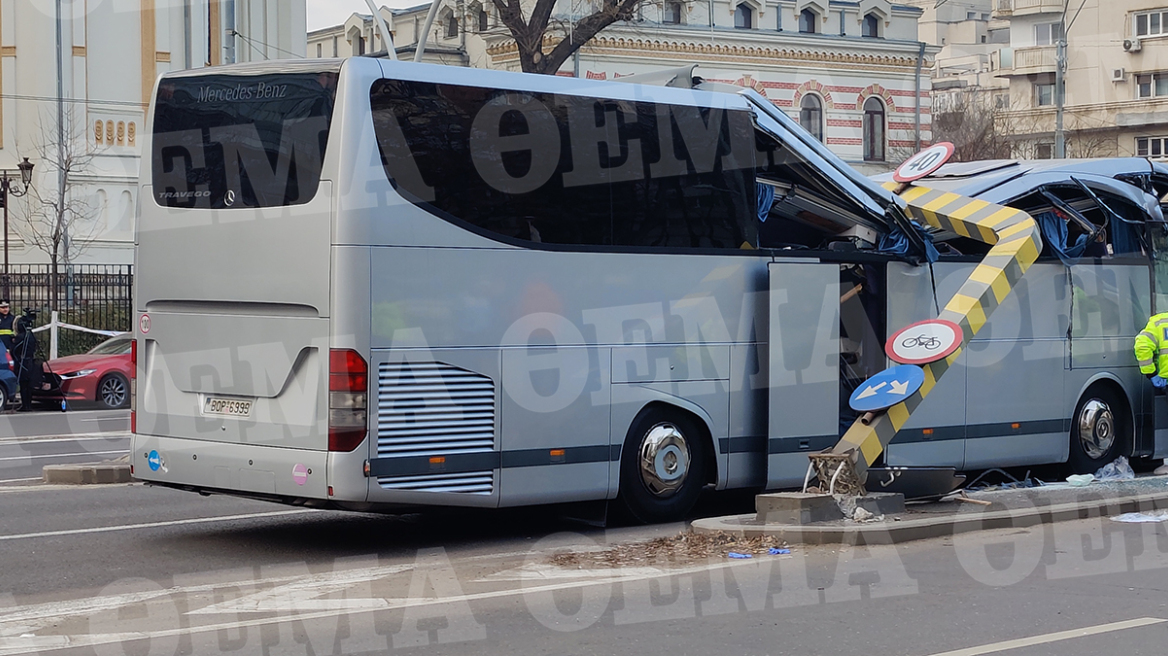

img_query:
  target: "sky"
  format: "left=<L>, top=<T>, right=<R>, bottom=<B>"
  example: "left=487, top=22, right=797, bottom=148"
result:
left=306, top=0, right=427, bottom=31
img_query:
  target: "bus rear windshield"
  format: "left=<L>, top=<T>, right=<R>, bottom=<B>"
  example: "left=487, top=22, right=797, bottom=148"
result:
left=152, top=70, right=339, bottom=209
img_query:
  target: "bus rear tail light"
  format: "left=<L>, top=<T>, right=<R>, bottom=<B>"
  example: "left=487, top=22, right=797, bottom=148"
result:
left=328, top=349, right=368, bottom=452
left=130, top=338, right=137, bottom=435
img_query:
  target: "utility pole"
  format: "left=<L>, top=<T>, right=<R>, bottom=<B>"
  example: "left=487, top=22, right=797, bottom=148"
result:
left=1055, top=34, right=1066, bottom=157
left=1055, top=0, right=1087, bottom=158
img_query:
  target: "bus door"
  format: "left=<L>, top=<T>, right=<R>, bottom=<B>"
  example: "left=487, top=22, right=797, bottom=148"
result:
left=766, top=260, right=839, bottom=488
left=1148, top=222, right=1168, bottom=458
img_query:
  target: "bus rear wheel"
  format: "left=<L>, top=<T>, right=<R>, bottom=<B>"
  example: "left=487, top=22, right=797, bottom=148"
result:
left=619, top=408, right=706, bottom=524
left=1068, top=385, right=1128, bottom=474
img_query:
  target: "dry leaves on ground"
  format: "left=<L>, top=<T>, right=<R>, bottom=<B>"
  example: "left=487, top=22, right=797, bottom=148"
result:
left=549, top=531, right=790, bottom=569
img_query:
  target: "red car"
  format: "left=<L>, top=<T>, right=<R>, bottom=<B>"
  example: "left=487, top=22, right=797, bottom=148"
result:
left=36, top=333, right=132, bottom=409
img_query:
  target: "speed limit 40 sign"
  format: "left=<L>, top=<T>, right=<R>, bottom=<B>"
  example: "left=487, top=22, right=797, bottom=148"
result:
left=893, top=142, right=955, bottom=183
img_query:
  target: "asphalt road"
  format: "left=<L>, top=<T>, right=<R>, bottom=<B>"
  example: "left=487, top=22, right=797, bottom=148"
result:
left=0, top=410, right=130, bottom=483
left=0, top=408, right=129, bottom=440
left=1, top=481, right=1166, bottom=656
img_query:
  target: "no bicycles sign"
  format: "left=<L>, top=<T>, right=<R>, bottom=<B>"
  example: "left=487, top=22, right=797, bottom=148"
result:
left=886, top=318, right=964, bottom=365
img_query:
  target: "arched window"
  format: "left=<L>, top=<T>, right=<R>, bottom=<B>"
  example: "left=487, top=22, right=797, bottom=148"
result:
left=479, top=8, right=488, bottom=30
left=799, top=94, right=824, bottom=142
left=799, top=8, right=817, bottom=33
left=735, top=4, right=753, bottom=29
left=863, top=96, right=886, bottom=161
left=665, top=1, right=683, bottom=24
left=862, top=13, right=880, bottom=37
left=445, top=13, right=459, bottom=38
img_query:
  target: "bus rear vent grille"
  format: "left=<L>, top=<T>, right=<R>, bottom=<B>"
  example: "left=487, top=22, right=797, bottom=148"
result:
left=376, top=362, right=496, bottom=495
left=376, top=471, right=495, bottom=495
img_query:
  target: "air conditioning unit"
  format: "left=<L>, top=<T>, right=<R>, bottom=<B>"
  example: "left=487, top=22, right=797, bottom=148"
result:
left=1124, top=38, right=1142, bottom=52
left=1112, top=67, right=1127, bottom=81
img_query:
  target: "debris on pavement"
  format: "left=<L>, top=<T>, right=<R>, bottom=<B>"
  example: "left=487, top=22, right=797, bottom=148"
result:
left=1110, top=510, right=1168, bottom=523
left=768, top=547, right=791, bottom=555
left=1095, top=456, right=1136, bottom=481
left=852, top=507, right=875, bottom=522
left=548, top=532, right=791, bottom=569
left=727, top=552, right=752, bottom=559
left=1066, top=474, right=1095, bottom=487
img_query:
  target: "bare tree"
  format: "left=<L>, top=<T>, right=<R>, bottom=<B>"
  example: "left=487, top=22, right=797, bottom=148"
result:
left=491, top=0, right=653, bottom=74
left=929, top=88, right=1012, bottom=162
left=15, top=107, right=104, bottom=308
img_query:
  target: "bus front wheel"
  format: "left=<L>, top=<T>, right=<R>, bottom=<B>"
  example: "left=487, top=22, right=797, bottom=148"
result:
left=619, top=408, right=706, bottom=524
left=1068, top=385, right=1128, bottom=474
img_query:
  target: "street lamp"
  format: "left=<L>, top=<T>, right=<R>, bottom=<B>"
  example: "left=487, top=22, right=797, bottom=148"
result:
left=0, top=157, right=35, bottom=295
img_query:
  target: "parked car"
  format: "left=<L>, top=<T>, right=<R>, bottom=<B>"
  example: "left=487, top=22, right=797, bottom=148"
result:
left=35, top=333, right=132, bottom=409
left=0, top=349, right=16, bottom=408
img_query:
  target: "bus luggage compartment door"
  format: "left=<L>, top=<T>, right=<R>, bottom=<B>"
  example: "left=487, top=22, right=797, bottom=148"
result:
left=766, top=261, right=839, bottom=489
left=1155, top=394, right=1168, bottom=459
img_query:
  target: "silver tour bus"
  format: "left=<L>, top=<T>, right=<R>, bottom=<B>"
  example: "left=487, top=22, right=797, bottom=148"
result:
left=132, top=57, right=1168, bottom=522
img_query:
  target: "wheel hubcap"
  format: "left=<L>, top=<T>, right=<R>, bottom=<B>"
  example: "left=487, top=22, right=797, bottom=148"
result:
left=1078, top=399, right=1115, bottom=460
left=102, top=379, right=126, bottom=407
left=638, top=423, right=691, bottom=497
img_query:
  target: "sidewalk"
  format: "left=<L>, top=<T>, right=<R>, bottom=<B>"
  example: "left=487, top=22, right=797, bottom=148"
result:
left=692, top=474, right=1168, bottom=545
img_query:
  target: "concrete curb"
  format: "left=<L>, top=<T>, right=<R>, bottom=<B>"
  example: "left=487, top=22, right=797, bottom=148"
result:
left=691, top=491, right=1168, bottom=545
left=43, top=456, right=132, bottom=485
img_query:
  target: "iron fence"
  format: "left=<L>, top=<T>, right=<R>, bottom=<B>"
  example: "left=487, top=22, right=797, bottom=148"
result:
left=1, top=264, right=133, bottom=360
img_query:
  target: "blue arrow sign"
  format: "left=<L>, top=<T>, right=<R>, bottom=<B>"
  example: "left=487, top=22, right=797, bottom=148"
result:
left=848, top=364, right=926, bottom=413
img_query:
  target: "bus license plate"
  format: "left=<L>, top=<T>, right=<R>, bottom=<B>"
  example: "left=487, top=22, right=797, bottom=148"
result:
left=204, top=397, right=253, bottom=418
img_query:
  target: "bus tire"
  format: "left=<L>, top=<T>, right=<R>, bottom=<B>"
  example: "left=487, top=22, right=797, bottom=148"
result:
left=618, top=407, right=706, bottom=524
left=1068, top=385, right=1128, bottom=474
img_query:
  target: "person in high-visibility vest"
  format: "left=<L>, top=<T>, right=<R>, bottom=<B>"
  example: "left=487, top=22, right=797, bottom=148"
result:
left=1135, top=313, right=1168, bottom=475
left=1135, top=313, right=1168, bottom=387
left=0, top=301, right=14, bottom=356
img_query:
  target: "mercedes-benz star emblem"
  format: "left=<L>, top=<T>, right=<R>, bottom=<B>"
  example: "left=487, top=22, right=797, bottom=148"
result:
left=224, top=190, right=236, bottom=207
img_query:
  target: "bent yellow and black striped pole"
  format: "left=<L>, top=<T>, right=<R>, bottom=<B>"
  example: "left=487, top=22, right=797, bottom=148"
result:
left=809, top=183, right=1044, bottom=494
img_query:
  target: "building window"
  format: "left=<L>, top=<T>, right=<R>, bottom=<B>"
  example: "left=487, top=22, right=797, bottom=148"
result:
left=862, top=13, right=880, bottom=37
left=316, top=43, right=322, bottom=57
left=994, top=92, right=1010, bottom=109
left=664, top=1, right=683, bottom=23
left=358, top=36, right=366, bottom=55
left=332, top=36, right=338, bottom=57
left=735, top=4, right=753, bottom=29
left=1034, top=21, right=1064, bottom=45
left=799, top=8, right=817, bottom=33
left=479, top=9, right=489, bottom=30
left=446, top=14, right=459, bottom=38
left=800, top=94, right=824, bottom=142
left=1035, top=83, right=1056, bottom=106
left=1035, top=142, right=1054, bottom=159
left=1136, top=10, right=1168, bottom=37
left=1137, top=136, right=1168, bottom=158
left=863, top=97, right=885, bottom=162
left=1136, top=72, right=1168, bottom=98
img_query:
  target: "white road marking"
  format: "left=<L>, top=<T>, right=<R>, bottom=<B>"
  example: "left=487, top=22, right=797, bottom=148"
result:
left=0, top=477, right=43, bottom=484
left=0, top=450, right=126, bottom=462
left=0, top=509, right=317, bottom=542
left=923, top=617, right=1168, bottom=656
left=0, top=556, right=770, bottom=655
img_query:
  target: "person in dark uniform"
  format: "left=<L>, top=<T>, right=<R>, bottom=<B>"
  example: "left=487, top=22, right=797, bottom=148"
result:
left=0, top=301, right=14, bottom=356
left=11, top=315, right=39, bottom=412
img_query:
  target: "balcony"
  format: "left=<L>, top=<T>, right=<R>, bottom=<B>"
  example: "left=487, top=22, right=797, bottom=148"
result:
left=992, top=0, right=1011, bottom=18
left=1002, top=45, right=1058, bottom=76
left=1009, top=0, right=1065, bottom=16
